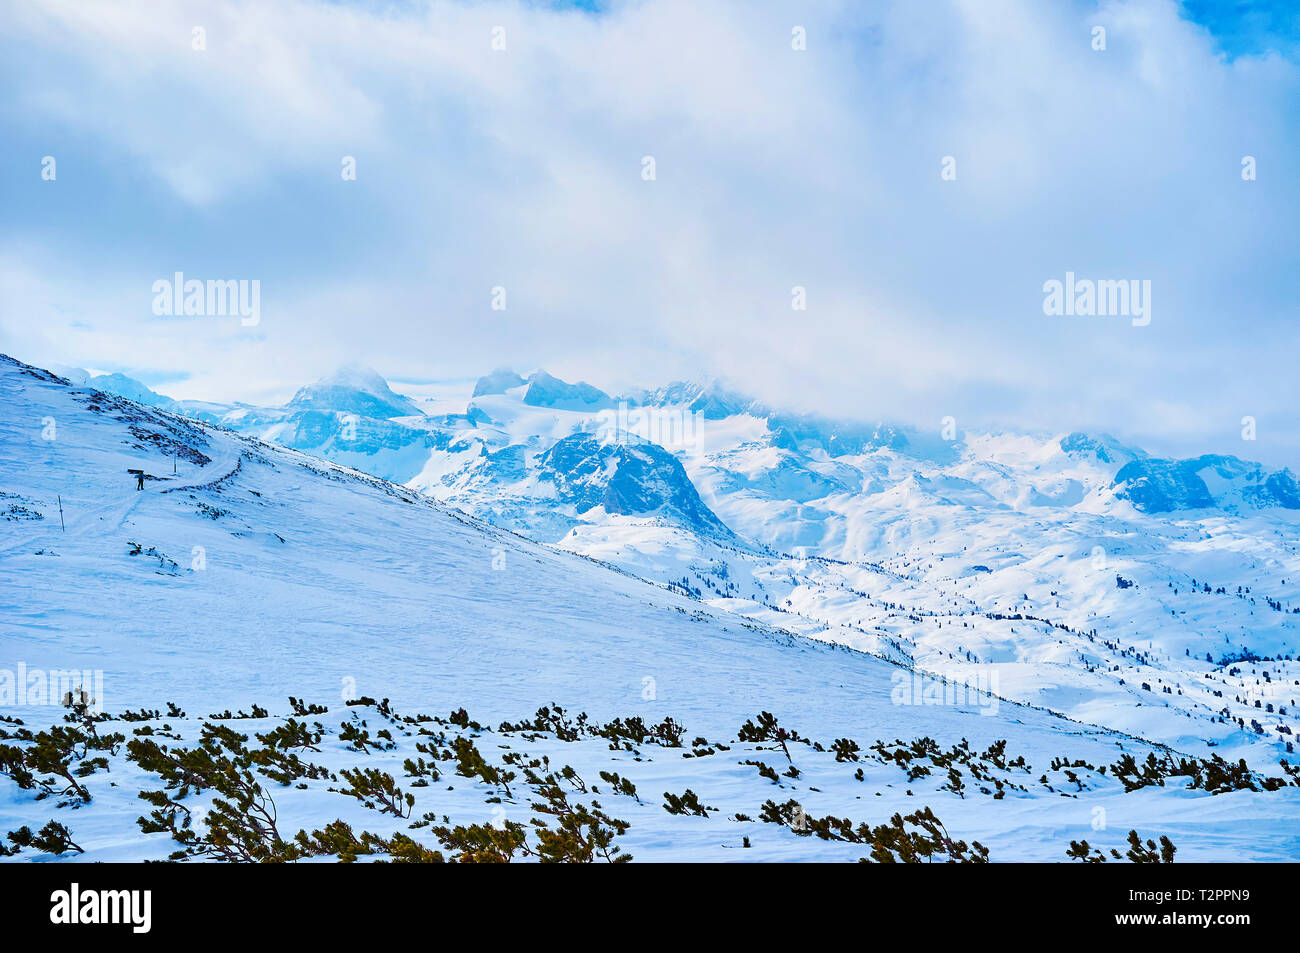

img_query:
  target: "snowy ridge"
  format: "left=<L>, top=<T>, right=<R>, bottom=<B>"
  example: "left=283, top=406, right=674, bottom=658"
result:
left=4, top=354, right=1299, bottom=862
left=89, top=363, right=1300, bottom=769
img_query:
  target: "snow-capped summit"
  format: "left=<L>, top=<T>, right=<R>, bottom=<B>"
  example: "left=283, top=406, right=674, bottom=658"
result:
left=69, top=371, right=177, bottom=410
left=522, top=370, right=614, bottom=411
left=87, top=372, right=175, bottom=410
left=49, top=364, right=92, bottom=386
left=1058, top=431, right=1141, bottom=466
left=641, top=378, right=760, bottom=419
left=765, top=411, right=912, bottom=456
left=471, top=367, right=526, bottom=397
left=288, top=364, right=423, bottom=419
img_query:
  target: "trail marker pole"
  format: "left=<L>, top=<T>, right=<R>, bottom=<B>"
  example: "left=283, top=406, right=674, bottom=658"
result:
left=57, top=495, right=65, bottom=532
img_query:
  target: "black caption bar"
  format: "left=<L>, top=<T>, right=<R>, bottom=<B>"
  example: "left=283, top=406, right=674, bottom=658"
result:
left=0, top=861, right=1269, bottom=941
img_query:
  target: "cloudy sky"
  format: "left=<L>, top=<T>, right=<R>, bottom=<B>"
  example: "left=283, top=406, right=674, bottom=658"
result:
left=1, top=0, right=1297, bottom=466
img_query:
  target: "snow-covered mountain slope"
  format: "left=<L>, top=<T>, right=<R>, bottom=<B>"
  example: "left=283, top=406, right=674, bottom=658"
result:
left=1, top=357, right=753, bottom=725
left=535, top=433, right=735, bottom=541
left=5, top=352, right=1300, bottom=862
left=1115, top=454, right=1300, bottom=513
left=76, top=366, right=1300, bottom=770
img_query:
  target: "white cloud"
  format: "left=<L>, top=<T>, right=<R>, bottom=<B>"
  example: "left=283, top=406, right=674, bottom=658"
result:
left=0, top=0, right=1296, bottom=465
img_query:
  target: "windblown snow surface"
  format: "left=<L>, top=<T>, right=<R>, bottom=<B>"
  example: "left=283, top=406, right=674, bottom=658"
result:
left=2, top=355, right=1299, bottom=862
